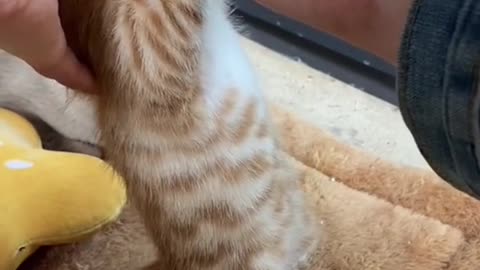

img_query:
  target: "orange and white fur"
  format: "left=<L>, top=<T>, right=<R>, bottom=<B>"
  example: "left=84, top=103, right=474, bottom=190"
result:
left=2, top=1, right=318, bottom=269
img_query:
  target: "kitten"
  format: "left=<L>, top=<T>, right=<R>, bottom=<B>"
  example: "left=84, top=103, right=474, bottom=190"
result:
left=57, top=1, right=318, bottom=269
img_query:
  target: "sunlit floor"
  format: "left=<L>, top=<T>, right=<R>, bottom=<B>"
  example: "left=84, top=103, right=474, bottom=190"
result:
left=241, top=37, right=429, bottom=169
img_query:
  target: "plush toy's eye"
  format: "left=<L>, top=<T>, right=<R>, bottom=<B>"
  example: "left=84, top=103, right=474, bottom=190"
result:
left=4, top=159, right=34, bottom=171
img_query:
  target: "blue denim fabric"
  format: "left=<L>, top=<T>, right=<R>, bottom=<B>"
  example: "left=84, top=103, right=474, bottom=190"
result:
left=397, top=0, right=480, bottom=197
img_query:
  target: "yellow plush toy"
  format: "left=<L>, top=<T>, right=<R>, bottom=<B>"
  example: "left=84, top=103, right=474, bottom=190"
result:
left=0, top=108, right=127, bottom=270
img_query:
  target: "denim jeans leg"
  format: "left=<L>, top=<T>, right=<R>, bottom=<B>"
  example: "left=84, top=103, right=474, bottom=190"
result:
left=397, top=0, right=480, bottom=197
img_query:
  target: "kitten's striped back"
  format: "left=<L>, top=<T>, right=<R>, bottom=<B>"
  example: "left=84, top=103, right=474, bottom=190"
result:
left=58, top=1, right=319, bottom=269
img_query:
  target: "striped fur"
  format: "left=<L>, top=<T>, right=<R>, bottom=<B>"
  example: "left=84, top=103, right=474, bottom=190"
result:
left=58, top=0, right=319, bottom=269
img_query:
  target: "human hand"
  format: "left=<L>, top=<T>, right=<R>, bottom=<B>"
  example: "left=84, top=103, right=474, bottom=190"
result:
left=0, top=0, right=96, bottom=93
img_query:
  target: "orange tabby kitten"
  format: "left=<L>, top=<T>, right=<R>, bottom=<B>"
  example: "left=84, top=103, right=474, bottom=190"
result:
left=58, top=0, right=318, bottom=269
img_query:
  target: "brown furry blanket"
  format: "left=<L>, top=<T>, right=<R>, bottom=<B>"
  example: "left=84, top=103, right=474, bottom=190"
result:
left=17, top=105, right=480, bottom=270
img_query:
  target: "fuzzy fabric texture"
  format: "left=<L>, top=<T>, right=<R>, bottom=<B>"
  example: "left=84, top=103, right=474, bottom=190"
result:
left=15, top=105, right=480, bottom=270
left=274, top=107, right=480, bottom=270
left=4, top=36, right=480, bottom=269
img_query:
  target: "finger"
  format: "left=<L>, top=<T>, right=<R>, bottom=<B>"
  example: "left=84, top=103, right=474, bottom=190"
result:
left=37, top=48, right=97, bottom=94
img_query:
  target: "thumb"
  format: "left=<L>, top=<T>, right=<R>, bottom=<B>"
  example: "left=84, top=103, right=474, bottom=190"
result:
left=36, top=48, right=97, bottom=94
